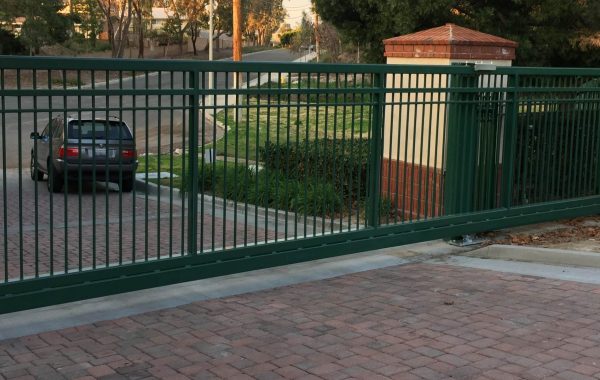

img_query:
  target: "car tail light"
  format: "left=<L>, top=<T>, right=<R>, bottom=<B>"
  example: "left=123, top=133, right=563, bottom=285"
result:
left=58, top=146, right=79, bottom=158
left=121, top=149, right=136, bottom=159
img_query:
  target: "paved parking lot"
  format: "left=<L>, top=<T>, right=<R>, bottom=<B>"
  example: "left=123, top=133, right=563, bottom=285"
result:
left=2, top=262, right=600, bottom=379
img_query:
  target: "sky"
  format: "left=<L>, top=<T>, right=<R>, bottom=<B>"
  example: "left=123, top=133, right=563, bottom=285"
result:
left=283, top=0, right=313, bottom=27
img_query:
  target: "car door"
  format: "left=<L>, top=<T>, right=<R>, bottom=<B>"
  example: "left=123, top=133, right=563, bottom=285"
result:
left=51, top=118, right=64, bottom=161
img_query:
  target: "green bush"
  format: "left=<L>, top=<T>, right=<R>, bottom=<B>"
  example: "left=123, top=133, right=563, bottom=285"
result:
left=0, top=30, right=26, bottom=55
left=513, top=108, right=600, bottom=205
left=259, top=139, right=370, bottom=202
left=279, top=31, right=298, bottom=47
left=181, top=161, right=344, bottom=217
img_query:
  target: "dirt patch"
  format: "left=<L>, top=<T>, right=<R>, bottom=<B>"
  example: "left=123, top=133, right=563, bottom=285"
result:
left=481, top=215, right=600, bottom=252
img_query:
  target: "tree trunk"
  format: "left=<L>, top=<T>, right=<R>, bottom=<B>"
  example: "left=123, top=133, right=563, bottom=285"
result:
left=191, top=30, right=197, bottom=55
left=137, top=14, right=144, bottom=58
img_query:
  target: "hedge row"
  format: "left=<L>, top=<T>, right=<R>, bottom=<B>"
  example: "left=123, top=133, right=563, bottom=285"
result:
left=182, top=162, right=343, bottom=217
left=259, top=139, right=370, bottom=202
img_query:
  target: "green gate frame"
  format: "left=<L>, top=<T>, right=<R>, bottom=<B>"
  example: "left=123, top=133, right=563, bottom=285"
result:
left=0, top=58, right=599, bottom=314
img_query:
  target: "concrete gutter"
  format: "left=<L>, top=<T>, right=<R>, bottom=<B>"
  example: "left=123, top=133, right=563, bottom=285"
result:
left=464, top=244, right=600, bottom=268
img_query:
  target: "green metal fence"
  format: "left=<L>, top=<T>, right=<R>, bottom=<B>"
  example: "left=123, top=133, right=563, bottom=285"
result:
left=0, top=57, right=599, bottom=313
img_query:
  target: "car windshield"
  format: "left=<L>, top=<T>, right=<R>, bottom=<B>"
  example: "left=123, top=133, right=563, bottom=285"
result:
left=68, top=120, right=132, bottom=140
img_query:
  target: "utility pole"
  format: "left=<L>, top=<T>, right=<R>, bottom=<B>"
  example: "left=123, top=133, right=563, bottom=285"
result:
left=208, top=0, right=214, bottom=107
left=314, top=12, right=320, bottom=62
left=233, top=0, right=242, bottom=62
left=232, top=0, right=242, bottom=121
left=209, top=0, right=214, bottom=62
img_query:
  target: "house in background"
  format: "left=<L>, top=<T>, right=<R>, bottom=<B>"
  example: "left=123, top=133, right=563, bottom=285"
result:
left=149, top=7, right=169, bottom=31
left=0, top=17, right=25, bottom=35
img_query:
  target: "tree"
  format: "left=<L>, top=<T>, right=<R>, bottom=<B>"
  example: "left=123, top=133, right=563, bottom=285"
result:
left=0, top=29, right=26, bottom=55
left=279, top=30, right=297, bottom=47
left=316, top=21, right=342, bottom=62
left=313, top=0, right=600, bottom=66
left=5, top=0, right=71, bottom=55
left=97, top=0, right=133, bottom=58
left=164, top=0, right=187, bottom=54
left=212, top=0, right=233, bottom=50
left=290, top=12, right=313, bottom=52
left=178, top=0, right=209, bottom=56
left=132, top=0, right=152, bottom=58
left=72, top=0, right=104, bottom=47
left=313, top=0, right=450, bottom=63
left=244, top=0, right=286, bottom=46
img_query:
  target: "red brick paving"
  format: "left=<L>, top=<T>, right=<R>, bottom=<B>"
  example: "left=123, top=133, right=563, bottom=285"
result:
left=2, top=263, right=600, bottom=379
left=0, top=171, right=278, bottom=281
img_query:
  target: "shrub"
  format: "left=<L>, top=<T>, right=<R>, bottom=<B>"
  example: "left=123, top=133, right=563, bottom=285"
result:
left=259, top=139, right=370, bottom=203
left=0, top=30, right=26, bottom=55
left=180, top=161, right=344, bottom=217
left=513, top=107, right=600, bottom=205
left=279, top=31, right=298, bottom=47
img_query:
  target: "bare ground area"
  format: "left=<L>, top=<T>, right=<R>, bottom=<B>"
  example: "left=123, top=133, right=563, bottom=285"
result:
left=481, top=215, right=600, bottom=252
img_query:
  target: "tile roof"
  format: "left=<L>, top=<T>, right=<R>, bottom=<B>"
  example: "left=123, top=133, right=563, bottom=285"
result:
left=384, top=23, right=517, bottom=48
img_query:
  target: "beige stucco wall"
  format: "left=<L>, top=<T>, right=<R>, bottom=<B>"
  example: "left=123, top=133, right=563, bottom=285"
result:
left=384, top=58, right=450, bottom=168
left=384, top=56, right=512, bottom=168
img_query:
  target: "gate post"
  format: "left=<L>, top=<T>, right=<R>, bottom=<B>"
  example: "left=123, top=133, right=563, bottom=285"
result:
left=382, top=23, right=517, bottom=219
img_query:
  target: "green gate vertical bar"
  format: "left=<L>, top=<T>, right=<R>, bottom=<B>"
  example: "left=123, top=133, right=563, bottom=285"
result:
left=187, top=70, right=200, bottom=255
left=366, top=72, right=385, bottom=227
left=596, top=94, right=600, bottom=194
left=500, top=73, right=519, bottom=208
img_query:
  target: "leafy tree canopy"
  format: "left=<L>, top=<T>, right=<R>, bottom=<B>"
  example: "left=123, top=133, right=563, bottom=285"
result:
left=0, top=0, right=71, bottom=54
left=313, top=0, right=600, bottom=66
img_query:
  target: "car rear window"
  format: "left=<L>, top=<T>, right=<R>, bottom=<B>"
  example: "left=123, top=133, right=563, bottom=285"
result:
left=68, top=120, right=133, bottom=140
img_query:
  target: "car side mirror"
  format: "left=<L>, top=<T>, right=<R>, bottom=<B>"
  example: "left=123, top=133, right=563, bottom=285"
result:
left=30, top=132, right=40, bottom=140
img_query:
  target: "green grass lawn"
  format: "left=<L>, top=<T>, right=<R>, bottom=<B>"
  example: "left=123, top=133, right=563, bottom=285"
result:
left=213, top=98, right=372, bottom=161
left=242, top=45, right=278, bottom=54
left=137, top=153, right=185, bottom=188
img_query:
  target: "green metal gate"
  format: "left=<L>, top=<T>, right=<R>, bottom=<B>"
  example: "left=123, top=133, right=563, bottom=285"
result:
left=1, top=58, right=599, bottom=313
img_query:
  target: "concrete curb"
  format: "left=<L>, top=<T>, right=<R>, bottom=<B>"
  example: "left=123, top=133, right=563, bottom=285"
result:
left=134, top=178, right=354, bottom=237
left=464, top=244, right=600, bottom=268
left=134, top=179, right=344, bottom=233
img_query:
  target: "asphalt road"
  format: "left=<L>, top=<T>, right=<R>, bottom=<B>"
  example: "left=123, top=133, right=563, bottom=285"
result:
left=0, top=49, right=303, bottom=169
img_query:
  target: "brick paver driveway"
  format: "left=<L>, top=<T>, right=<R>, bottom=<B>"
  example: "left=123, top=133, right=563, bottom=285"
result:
left=2, top=263, right=600, bottom=379
left=0, top=169, right=277, bottom=281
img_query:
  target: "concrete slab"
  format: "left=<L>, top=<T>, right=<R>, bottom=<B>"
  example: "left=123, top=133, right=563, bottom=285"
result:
left=433, top=255, right=600, bottom=285
left=464, top=244, right=600, bottom=268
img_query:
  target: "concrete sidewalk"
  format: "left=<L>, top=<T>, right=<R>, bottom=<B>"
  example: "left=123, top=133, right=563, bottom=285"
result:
left=3, top=241, right=600, bottom=379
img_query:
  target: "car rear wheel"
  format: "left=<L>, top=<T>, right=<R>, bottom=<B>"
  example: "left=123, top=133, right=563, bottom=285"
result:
left=121, top=176, right=134, bottom=193
left=30, top=154, right=44, bottom=181
left=47, top=161, right=63, bottom=193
